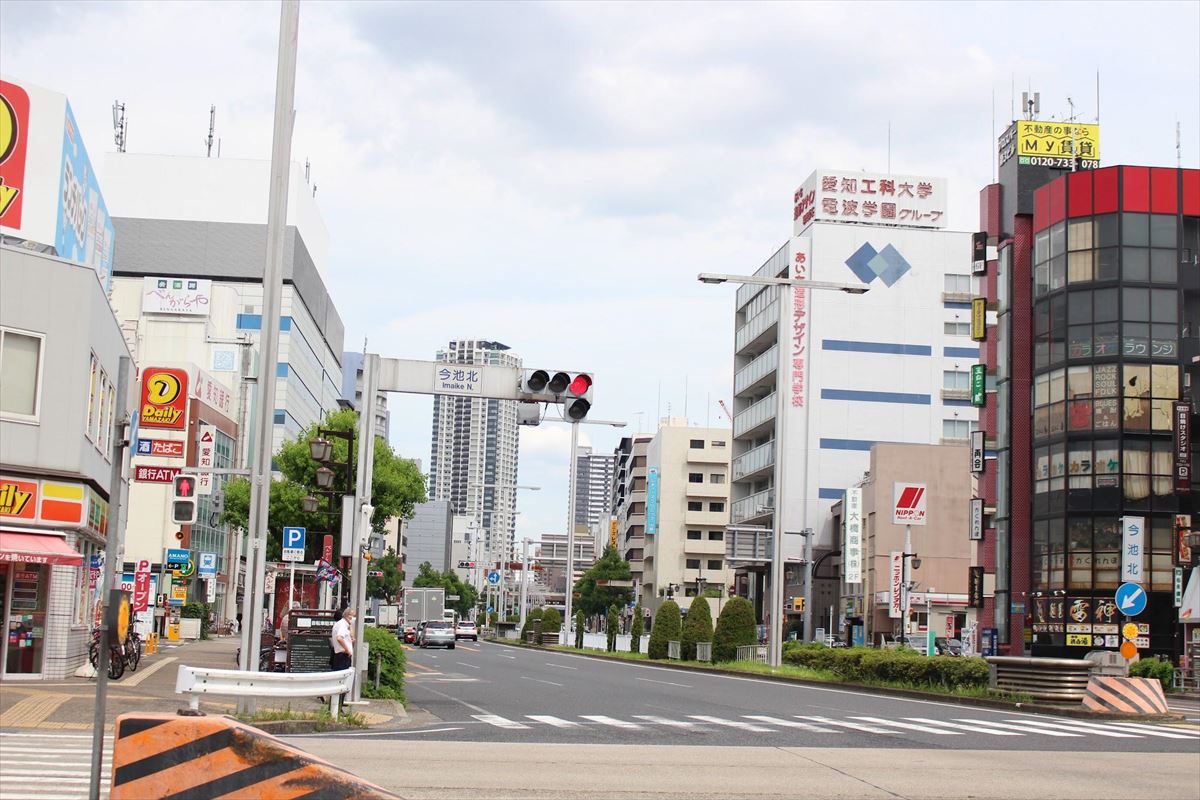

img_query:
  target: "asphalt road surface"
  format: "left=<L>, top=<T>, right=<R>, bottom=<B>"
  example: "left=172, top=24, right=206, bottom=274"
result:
left=315, top=640, right=1200, bottom=753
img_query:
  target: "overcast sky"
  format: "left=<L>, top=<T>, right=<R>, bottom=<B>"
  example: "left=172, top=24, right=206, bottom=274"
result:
left=5, top=0, right=1198, bottom=547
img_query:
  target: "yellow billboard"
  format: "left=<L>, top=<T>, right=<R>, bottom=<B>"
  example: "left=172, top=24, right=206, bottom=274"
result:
left=1016, top=121, right=1100, bottom=162
left=971, top=298, right=987, bottom=342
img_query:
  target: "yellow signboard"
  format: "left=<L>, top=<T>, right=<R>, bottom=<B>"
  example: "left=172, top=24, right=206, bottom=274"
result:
left=609, top=517, right=618, bottom=549
left=1066, top=633, right=1093, bottom=647
left=971, top=298, right=987, bottom=342
left=1016, top=121, right=1100, bottom=161
left=1121, top=622, right=1139, bottom=640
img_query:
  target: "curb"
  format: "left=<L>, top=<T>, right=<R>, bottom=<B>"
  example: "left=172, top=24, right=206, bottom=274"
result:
left=489, top=639, right=1185, bottom=723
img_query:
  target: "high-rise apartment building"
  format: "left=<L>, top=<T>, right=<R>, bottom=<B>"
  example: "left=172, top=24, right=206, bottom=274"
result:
left=611, top=435, right=653, bottom=602
left=341, top=351, right=390, bottom=441
left=429, top=340, right=521, bottom=558
left=573, top=446, right=615, bottom=528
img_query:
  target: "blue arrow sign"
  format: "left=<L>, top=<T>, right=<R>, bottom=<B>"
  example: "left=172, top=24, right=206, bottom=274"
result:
left=486, top=571, right=500, bottom=585
left=1115, top=582, right=1147, bottom=616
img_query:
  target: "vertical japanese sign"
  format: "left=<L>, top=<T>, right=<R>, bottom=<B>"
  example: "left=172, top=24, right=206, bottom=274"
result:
left=970, top=364, right=986, bottom=407
left=843, top=489, right=863, bottom=584
left=1175, top=401, right=1191, bottom=493
left=970, top=430, right=985, bottom=473
left=779, top=235, right=814, bottom=538
left=969, top=498, right=983, bottom=541
left=970, top=298, right=987, bottom=341
left=132, top=559, right=152, bottom=612
left=971, top=232, right=988, bottom=275
left=196, top=424, right=216, bottom=495
left=646, top=468, right=659, bottom=535
left=609, top=516, right=618, bottom=549
left=889, top=551, right=903, bottom=618
left=1121, top=516, right=1146, bottom=586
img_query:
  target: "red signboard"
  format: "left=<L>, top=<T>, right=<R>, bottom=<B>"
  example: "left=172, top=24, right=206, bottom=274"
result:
left=0, top=80, right=31, bottom=228
left=139, top=367, right=189, bottom=430
left=133, top=559, right=152, bottom=612
left=322, top=534, right=333, bottom=564
left=134, top=465, right=180, bottom=483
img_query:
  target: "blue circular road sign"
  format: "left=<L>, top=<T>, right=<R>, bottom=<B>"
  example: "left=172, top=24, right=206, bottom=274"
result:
left=487, top=571, right=500, bottom=585
left=1115, top=582, right=1147, bottom=617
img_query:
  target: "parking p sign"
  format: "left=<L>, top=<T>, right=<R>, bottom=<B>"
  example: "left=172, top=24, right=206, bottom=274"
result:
left=282, top=527, right=306, bottom=562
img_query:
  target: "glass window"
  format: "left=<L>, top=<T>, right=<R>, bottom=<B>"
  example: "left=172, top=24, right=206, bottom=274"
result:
left=1122, top=248, right=1149, bottom=281
left=1124, top=323, right=1149, bottom=358
left=944, top=274, right=971, bottom=294
left=1049, top=255, right=1066, bottom=292
left=1049, top=222, right=1066, bottom=258
left=1034, top=405, right=1050, bottom=438
left=1035, top=262, right=1049, bottom=297
left=688, top=473, right=703, bottom=483
left=1095, top=214, right=1118, bottom=247
left=1093, top=364, right=1119, bottom=397
left=1150, top=289, right=1177, bottom=324
left=689, top=439, right=704, bottom=449
left=1094, top=322, right=1119, bottom=358
left=687, top=501, right=702, bottom=511
left=1093, top=288, right=1118, bottom=322
left=1123, top=287, right=1150, bottom=321
left=1094, top=398, right=1119, bottom=431
left=943, top=419, right=976, bottom=440
left=997, top=243, right=1011, bottom=311
left=687, top=530, right=702, bottom=540
left=1153, top=439, right=1174, bottom=494
left=1068, top=325, right=1092, bottom=359
left=1067, top=219, right=1093, bottom=251
left=944, top=370, right=970, bottom=390
left=1049, top=368, right=1066, bottom=403
left=1150, top=249, right=1177, bottom=284
left=1069, top=443, right=1092, bottom=486
left=1034, top=373, right=1050, bottom=407
left=1035, top=303, right=1051, bottom=335
left=1068, top=291, right=1092, bottom=324
left=1094, top=519, right=1121, bottom=590
left=711, top=441, right=726, bottom=447
left=710, top=474, right=725, bottom=484
left=1068, top=517, right=1093, bottom=591
left=0, top=329, right=44, bottom=418
left=1095, top=441, right=1120, bottom=479
left=1122, top=213, right=1149, bottom=246
left=707, top=531, right=723, bottom=541
left=1067, top=251, right=1093, bottom=283
left=944, top=321, right=971, bottom=336
left=686, top=559, right=701, bottom=570
left=707, top=559, right=723, bottom=571
left=1123, top=441, right=1151, bottom=499
left=1151, top=364, right=1179, bottom=398
left=1152, top=324, right=1178, bottom=360
left=1149, top=214, right=1176, bottom=248
left=1067, top=366, right=1091, bottom=398
left=1096, top=248, right=1119, bottom=281
left=708, top=502, right=725, bottom=513
left=1034, top=230, right=1050, bottom=264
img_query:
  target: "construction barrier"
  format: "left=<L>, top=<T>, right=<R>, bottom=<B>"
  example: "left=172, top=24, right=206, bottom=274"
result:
left=986, top=656, right=1093, bottom=702
left=144, top=633, right=158, bottom=656
left=110, top=712, right=399, bottom=800
left=1081, top=676, right=1170, bottom=715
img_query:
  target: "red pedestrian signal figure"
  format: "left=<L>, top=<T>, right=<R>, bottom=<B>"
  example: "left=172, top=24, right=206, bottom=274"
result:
left=172, top=474, right=198, bottom=525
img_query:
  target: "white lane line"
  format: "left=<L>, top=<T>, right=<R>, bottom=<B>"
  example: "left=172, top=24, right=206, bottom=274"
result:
left=471, top=714, right=529, bottom=729
left=633, top=715, right=700, bottom=729
left=545, top=663, right=578, bottom=670
left=688, top=715, right=773, bottom=733
left=956, top=719, right=1081, bottom=737
left=797, top=716, right=901, bottom=735
left=581, top=715, right=643, bottom=730
left=520, top=676, right=563, bottom=687
left=1003, top=719, right=1139, bottom=738
left=0, top=733, right=112, bottom=740
left=0, top=776, right=90, bottom=783
left=0, top=748, right=97, bottom=754
left=635, top=677, right=692, bottom=688
left=498, top=654, right=517, bottom=659
left=743, top=715, right=840, bottom=732
left=1, top=768, right=94, bottom=776
left=1105, top=722, right=1200, bottom=740
left=121, top=655, right=177, bottom=687
left=526, top=715, right=581, bottom=728
left=456, top=661, right=480, bottom=669
left=904, top=717, right=1021, bottom=736
left=284, top=727, right=464, bottom=738
left=851, top=716, right=961, bottom=735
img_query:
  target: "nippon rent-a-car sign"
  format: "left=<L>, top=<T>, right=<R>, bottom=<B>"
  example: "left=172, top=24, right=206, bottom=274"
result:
left=892, top=483, right=928, bottom=526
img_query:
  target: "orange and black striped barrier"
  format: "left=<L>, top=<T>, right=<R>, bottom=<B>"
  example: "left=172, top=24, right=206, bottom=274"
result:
left=110, top=712, right=399, bottom=799
left=1081, top=676, right=1170, bottom=715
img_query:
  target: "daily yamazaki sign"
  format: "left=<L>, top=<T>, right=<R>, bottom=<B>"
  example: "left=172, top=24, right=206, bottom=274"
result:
left=139, top=367, right=189, bottom=430
left=0, top=476, right=92, bottom=529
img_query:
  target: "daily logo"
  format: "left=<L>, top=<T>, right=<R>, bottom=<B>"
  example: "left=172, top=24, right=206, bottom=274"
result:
left=139, top=367, right=188, bottom=429
left=0, top=481, right=33, bottom=517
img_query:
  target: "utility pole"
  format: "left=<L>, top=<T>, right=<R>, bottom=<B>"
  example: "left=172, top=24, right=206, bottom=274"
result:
left=519, top=538, right=531, bottom=629
left=242, top=0, right=299, bottom=713
left=562, top=421, right=580, bottom=644
left=349, top=353, right=378, bottom=704
left=801, top=528, right=813, bottom=646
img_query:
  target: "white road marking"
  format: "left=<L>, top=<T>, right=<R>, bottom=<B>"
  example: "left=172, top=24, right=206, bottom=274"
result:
left=581, top=715, right=643, bottom=730
left=743, top=715, right=840, bottom=732
left=285, top=727, right=464, bottom=738
left=471, top=714, right=529, bottom=729
left=797, top=715, right=902, bottom=735
left=633, top=715, right=700, bottom=729
left=850, top=716, right=961, bottom=735
left=526, top=715, right=581, bottom=727
left=956, top=719, right=1081, bottom=737
left=545, top=663, right=578, bottom=670
left=520, top=676, right=564, bottom=687
left=687, top=715, right=773, bottom=733
left=1003, top=719, right=1139, bottom=738
left=635, top=677, right=692, bottom=688
left=121, top=655, right=177, bottom=687
left=1104, top=722, right=1200, bottom=740
left=456, top=661, right=480, bottom=669
left=904, top=717, right=1021, bottom=736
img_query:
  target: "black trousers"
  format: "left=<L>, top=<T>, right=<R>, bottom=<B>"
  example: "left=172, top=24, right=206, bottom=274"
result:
left=331, top=651, right=352, bottom=671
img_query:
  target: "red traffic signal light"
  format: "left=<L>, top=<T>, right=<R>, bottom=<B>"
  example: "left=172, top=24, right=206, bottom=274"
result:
left=173, top=475, right=196, bottom=498
left=568, top=374, right=592, bottom=396
left=172, top=474, right=198, bottom=525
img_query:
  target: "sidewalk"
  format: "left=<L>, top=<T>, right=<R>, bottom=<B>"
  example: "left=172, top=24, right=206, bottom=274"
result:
left=0, top=634, right=405, bottom=731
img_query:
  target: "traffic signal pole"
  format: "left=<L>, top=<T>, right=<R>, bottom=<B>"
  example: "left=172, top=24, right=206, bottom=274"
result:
left=562, top=420, right=580, bottom=644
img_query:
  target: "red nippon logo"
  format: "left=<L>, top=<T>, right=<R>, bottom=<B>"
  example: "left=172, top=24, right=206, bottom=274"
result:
left=892, top=483, right=927, bottom=526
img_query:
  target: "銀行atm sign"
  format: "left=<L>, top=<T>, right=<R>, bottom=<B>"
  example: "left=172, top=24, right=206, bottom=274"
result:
left=139, top=367, right=188, bottom=430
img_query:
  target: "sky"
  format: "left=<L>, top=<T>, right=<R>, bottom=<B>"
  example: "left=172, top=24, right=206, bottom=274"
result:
left=4, top=0, right=1198, bottom=547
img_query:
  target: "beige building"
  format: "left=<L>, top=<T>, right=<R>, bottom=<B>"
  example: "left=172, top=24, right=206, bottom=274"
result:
left=643, top=420, right=734, bottom=617
left=611, top=435, right=652, bottom=601
left=833, top=442, right=981, bottom=647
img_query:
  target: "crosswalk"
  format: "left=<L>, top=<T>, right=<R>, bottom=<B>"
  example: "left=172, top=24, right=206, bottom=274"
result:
left=0, top=731, right=112, bottom=800
left=466, top=712, right=1200, bottom=741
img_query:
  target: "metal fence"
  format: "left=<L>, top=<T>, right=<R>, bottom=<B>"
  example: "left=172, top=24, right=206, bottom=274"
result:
left=667, top=641, right=681, bottom=660
left=175, top=664, right=354, bottom=717
left=736, top=645, right=768, bottom=664
left=986, top=656, right=1093, bottom=702
left=696, top=642, right=712, bottom=663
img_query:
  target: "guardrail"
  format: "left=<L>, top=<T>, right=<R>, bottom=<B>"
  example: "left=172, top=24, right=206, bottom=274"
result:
left=667, top=641, right=681, bottom=660
left=175, top=664, right=354, bottom=717
left=696, top=642, right=712, bottom=663
left=736, top=645, right=768, bottom=664
left=986, top=656, right=1093, bottom=702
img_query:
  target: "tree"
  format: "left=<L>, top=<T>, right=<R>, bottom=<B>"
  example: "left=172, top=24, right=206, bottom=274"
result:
left=681, top=596, right=713, bottom=660
left=366, top=548, right=404, bottom=603
left=573, top=546, right=633, bottom=617
left=606, top=605, right=619, bottom=652
left=647, top=600, right=681, bottom=660
left=220, top=408, right=427, bottom=562
left=629, top=604, right=644, bottom=654
left=713, top=596, right=757, bottom=662
left=521, top=607, right=543, bottom=640
left=574, top=611, right=584, bottom=648
left=412, top=561, right=478, bottom=617
left=541, top=608, right=562, bottom=634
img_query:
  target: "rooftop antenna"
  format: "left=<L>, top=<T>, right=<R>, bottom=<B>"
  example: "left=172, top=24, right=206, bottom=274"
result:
left=1096, top=70, right=1101, bottom=124
left=887, top=120, right=891, bottom=173
left=1067, top=96, right=1077, bottom=172
left=1178, top=120, right=1183, bottom=169
left=1021, top=90, right=1040, bottom=121
left=111, top=102, right=127, bottom=153
left=304, top=158, right=310, bottom=184
left=205, top=105, right=217, bottom=157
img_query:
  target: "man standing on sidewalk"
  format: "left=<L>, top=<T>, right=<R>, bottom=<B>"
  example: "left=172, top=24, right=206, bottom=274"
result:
left=330, top=608, right=355, bottom=671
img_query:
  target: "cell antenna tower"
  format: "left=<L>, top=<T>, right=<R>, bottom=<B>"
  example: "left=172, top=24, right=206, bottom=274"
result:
left=112, top=102, right=127, bottom=153
left=1021, top=90, right=1040, bottom=121
left=205, top=105, right=216, bottom=157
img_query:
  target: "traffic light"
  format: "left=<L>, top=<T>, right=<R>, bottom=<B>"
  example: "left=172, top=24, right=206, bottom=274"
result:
left=792, top=597, right=805, bottom=613
left=171, top=474, right=198, bottom=525
left=519, top=369, right=594, bottom=421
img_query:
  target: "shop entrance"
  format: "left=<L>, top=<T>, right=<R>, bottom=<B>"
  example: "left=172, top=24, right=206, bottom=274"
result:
left=1, top=562, right=48, bottom=678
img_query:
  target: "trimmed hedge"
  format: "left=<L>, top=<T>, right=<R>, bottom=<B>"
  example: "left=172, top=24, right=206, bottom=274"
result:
left=606, top=606, right=619, bottom=652
left=647, top=601, right=681, bottom=660
left=1129, top=657, right=1175, bottom=686
left=629, top=604, right=644, bottom=654
left=712, top=596, right=756, bottom=662
left=541, top=608, right=562, bottom=634
left=680, top=596, right=713, bottom=661
left=520, top=607, right=543, bottom=640
left=575, top=611, right=585, bottom=648
left=783, top=643, right=989, bottom=690
left=362, top=626, right=406, bottom=702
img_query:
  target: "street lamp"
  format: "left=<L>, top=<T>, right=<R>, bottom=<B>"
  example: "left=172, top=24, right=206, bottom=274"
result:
left=306, top=426, right=356, bottom=609
left=698, top=270, right=869, bottom=668
left=308, top=437, right=333, bottom=463
left=314, top=466, right=335, bottom=489
left=900, top=550, right=922, bottom=644
left=468, top=483, right=541, bottom=623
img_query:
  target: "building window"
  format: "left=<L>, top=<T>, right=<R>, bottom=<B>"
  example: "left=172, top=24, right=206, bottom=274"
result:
left=710, top=473, right=726, bottom=484
left=942, top=419, right=977, bottom=441
left=708, top=531, right=723, bottom=541
left=944, top=274, right=971, bottom=294
left=687, top=530, right=702, bottom=540
left=687, top=501, right=702, bottom=511
left=688, top=473, right=703, bottom=483
left=708, top=501, right=725, bottom=513
left=0, top=328, right=45, bottom=421
left=685, top=559, right=701, bottom=570
left=944, top=321, right=971, bottom=336
left=689, top=439, right=704, bottom=449
left=707, top=559, right=723, bottom=571
left=943, top=370, right=969, bottom=390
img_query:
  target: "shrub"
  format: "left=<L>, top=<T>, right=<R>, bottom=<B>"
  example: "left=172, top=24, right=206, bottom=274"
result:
left=647, top=601, right=681, bottom=660
left=680, top=597, right=713, bottom=660
left=575, top=611, right=585, bottom=648
left=181, top=602, right=212, bottom=639
left=606, top=606, right=619, bottom=652
left=520, top=607, right=543, bottom=640
left=541, top=608, right=562, bottom=634
left=782, top=645, right=989, bottom=690
left=361, top=626, right=406, bottom=703
left=1129, top=657, right=1175, bottom=687
left=629, top=605, right=644, bottom=654
left=712, top=597, right=756, bottom=662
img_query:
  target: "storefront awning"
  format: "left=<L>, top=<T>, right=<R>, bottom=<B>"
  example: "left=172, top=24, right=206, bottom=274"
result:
left=0, top=529, right=84, bottom=567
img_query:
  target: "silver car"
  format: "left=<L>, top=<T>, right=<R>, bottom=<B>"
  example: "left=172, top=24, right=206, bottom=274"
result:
left=419, top=620, right=456, bottom=649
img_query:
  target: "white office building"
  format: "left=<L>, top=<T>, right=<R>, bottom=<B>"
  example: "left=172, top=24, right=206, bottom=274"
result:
left=729, top=169, right=977, bottom=628
left=572, top=446, right=615, bottom=529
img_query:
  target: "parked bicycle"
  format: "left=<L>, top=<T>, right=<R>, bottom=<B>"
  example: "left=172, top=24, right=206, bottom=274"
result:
left=88, top=628, right=126, bottom=680
left=124, top=628, right=143, bottom=672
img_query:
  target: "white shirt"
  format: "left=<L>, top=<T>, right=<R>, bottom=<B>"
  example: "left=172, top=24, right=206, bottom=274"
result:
left=331, top=618, right=353, bottom=655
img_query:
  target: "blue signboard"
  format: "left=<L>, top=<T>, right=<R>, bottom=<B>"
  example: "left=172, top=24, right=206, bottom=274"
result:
left=646, top=468, right=660, bottom=535
left=165, top=548, right=189, bottom=567
left=282, top=526, right=306, bottom=562
left=487, top=571, right=500, bottom=585
left=1115, top=582, right=1147, bottom=616
left=197, top=552, right=217, bottom=577
left=56, top=101, right=115, bottom=290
